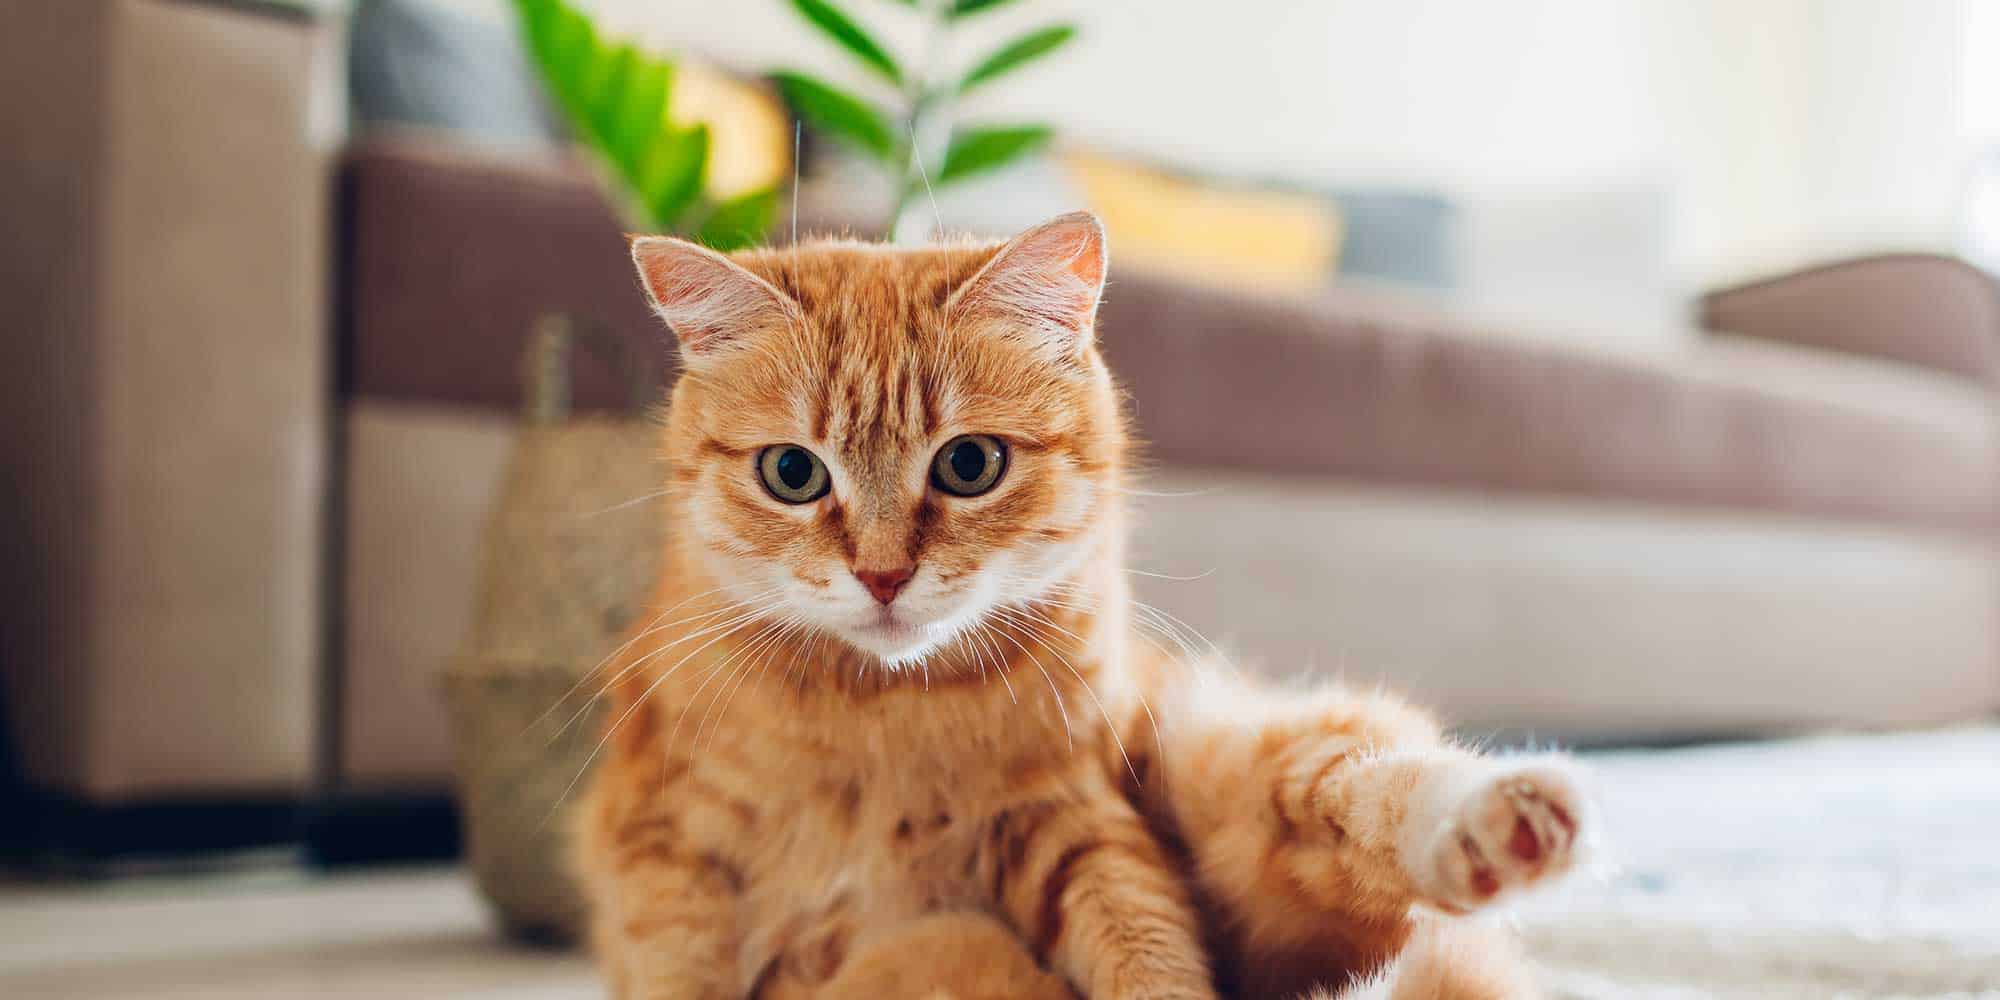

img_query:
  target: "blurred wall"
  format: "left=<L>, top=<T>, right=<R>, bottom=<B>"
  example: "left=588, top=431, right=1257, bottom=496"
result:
left=433, top=0, right=1974, bottom=287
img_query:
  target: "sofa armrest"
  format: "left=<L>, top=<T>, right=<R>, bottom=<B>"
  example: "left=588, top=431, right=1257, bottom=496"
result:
left=1700, top=254, right=2000, bottom=382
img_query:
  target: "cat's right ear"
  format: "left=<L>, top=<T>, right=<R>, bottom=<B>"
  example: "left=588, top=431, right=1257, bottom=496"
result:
left=630, top=236, right=799, bottom=358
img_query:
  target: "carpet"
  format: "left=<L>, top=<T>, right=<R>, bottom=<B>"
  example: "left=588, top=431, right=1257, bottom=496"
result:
left=1513, top=726, right=2000, bottom=998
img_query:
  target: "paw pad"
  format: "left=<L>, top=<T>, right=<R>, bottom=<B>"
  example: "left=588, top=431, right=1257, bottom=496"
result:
left=1425, top=762, right=1584, bottom=911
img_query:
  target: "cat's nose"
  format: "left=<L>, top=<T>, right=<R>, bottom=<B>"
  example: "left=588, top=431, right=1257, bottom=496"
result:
left=854, top=564, right=914, bottom=605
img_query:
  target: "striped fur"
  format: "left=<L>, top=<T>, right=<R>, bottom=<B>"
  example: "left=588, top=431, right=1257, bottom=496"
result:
left=575, top=214, right=1585, bottom=1000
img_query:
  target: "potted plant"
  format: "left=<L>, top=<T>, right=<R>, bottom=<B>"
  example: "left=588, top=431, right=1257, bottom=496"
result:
left=776, top=0, right=1079, bottom=241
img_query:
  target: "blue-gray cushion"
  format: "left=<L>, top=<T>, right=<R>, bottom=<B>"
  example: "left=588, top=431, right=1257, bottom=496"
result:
left=348, top=0, right=562, bottom=147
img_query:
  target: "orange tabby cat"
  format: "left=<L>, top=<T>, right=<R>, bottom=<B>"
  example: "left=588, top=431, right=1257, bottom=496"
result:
left=575, top=212, right=1587, bottom=1000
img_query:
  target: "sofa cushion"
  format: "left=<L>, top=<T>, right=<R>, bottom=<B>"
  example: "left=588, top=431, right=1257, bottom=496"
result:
left=1099, top=270, right=1998, bottom=537
left=1127, top=471, right=2000, bottom=740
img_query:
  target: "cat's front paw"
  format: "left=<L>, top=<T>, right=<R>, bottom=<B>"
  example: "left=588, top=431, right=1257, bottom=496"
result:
left=1412, top=759, right=1585, bottom=912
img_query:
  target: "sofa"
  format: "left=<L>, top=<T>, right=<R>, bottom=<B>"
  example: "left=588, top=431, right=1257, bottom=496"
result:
left=334, top=134, right=1999, bottom=811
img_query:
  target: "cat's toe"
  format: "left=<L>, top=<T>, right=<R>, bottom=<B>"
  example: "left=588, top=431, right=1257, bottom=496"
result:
left=1422, top=759, right=1586, bottom=911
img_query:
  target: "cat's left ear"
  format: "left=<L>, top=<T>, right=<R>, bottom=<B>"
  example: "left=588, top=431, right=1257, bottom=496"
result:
left=630, top=235, right=800, bottom=359
left=947, top=211, right=1108, bottom=356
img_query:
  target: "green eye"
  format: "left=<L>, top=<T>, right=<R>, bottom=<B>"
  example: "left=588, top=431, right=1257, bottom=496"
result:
left=758, top=445, right=830, bottom=504
left=931, top=434, right=1007, bottom=497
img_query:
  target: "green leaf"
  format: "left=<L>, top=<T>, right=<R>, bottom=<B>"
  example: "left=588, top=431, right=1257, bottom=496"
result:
left=513, top=0, right=732, bottom=237
left=788, top=0, right=902, bottom=86
left=607, top=59, right=672, bottom=174
left=520, top=1, right=600, bottom=123
left=772, top=72, right=896, bottom=160
left=950, top=0, right=1015, bottom=16
left=697, top=188, right=781, bottom=250
left=637, top=125, right=709, bottom=229
left=582, top=43, right=640, bottom=144
left=960, top=24, right=1075, bottom=93
left=936, top=124, right=1053, bottom=185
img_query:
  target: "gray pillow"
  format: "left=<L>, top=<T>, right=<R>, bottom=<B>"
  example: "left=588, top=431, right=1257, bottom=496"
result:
left=348, top=0, right=563, bottom=147
left=1327, top=188, right=1461, bottom=290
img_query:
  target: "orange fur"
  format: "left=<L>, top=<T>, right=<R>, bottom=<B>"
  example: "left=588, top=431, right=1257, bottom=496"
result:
left=575, top=214, right=1586, bottom=1000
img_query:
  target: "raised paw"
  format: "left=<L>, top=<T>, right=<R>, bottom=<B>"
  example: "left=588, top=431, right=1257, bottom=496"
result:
left=1414, top=759, right=1585, bottom=912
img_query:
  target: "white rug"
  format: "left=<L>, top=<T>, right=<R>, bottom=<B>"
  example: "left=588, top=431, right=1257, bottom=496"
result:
left=1513, top=726, right=2000, bottom=998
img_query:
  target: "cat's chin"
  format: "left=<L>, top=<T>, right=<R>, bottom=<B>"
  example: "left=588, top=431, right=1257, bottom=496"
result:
left=838, top=612, right=955, bottom=667
left=836, top=616, right=944, bottom=664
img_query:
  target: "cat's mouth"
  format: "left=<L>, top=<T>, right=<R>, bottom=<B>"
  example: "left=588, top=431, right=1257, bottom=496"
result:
left=855, top=608, right=924, bottom=640
left=843, top=607, right=948, bottom=663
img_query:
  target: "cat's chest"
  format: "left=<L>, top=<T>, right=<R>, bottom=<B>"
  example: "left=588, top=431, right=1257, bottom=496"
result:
left=715, top=754, right=1005, bottom=986
left=721, top=749, right=1000, bottom=892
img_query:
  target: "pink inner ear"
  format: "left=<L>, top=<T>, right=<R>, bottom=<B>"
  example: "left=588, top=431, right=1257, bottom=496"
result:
left=952, top=212, right=1109, bottom=349
left=630, top=236, right=793, bottom=353
left=1054, top=227, right=1106, bottom=290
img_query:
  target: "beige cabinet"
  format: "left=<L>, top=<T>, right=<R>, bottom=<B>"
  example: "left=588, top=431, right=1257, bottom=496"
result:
left=0, top=0, right=343, bottom=802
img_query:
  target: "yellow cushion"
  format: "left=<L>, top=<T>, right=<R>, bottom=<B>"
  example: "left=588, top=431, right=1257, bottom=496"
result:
left=1063, top=150, right=1341, bottom=293
left=668, top=61, right=791, bottom=200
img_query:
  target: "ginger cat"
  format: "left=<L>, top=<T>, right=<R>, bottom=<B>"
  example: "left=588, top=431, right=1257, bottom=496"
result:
left=575, top=212, right=1587, bottom=1000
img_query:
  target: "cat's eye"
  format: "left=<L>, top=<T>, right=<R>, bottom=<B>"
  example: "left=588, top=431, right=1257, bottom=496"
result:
left=931, top=434, right=1007, bottom=497
left=758, top=445, right=830, bottom=504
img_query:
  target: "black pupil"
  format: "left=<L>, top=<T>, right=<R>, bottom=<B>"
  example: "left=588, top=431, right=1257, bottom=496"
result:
left=776, top=449, right=814, bottom=491
left=950, top=441, right=988, bottom=484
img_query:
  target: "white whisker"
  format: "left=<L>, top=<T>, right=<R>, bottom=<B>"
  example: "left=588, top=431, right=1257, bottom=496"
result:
left=993, top=605, right=1139, bottom=786
left=984, top=613, right=1072, bottom=751
left=541, top=605, right=777, bottom=827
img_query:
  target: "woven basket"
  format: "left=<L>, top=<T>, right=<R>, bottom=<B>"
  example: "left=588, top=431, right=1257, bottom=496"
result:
left=442, top=318, right=664, bottom=942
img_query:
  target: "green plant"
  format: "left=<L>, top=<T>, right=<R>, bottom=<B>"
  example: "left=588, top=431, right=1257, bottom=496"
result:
left=512, top=0, right=779, bottom=250
left=776, top=0, right=1077, bottom=240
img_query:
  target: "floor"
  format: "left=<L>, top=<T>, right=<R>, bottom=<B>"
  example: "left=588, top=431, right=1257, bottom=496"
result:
left=0, top=866, right=600, bottom=999
left=5, top=727, right=1998, bottom=998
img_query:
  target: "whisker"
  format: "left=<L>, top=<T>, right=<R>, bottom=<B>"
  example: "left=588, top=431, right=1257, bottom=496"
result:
left=530, top=585, right=772, bottom=737
left=984, top=613, right=1072, bottom=751
left=967, top=621, right=1017, bottom=703
left=1003, top=601, right=1164, bottom=788
left=992, top=605, right=1139, bottom=786
left=693, top=615, right=803, bottom=755
left=908, top=120, right=942, bottom=242
left=575, top=487, right=674, bottom=519
left=1099, top=484, right=1223, bottom=499
left=1124, top=566, right=1217, bottom=582
left=547, top=595, right=783, bottom=744
left=672, top=616, right=789, bottom=757
left=791, top=119, right=801, bottom=246
left=540, top=607, right=776, bottom=827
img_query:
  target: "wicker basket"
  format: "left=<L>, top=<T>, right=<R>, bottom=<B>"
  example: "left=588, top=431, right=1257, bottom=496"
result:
left=442, top=318, right=664, bottom=942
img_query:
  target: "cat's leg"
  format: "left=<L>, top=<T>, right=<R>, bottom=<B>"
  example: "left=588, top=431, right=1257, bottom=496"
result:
left=1307, top=919, right=1540, bottom=1000
left=977, top=781, right=1218, bottom=1000
left=577, top=772, right=746, bottom=1000
left=1131, top=671, right=1584, bottom=996
left=814, top=912, right=1079, bottom=1000
left=583, top=843, right=744, bottom=1000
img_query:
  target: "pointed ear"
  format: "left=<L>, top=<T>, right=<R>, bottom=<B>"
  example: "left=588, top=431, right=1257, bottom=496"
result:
left=630, top=236, right=799, bottom=356
left=947, top=211, right=1108, bottom=355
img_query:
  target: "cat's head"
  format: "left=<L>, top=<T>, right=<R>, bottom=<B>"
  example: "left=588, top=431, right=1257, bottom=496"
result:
left=632, top=212, right=1122, bottom=665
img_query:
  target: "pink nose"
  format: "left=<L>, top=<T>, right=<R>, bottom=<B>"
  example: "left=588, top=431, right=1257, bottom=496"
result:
left=854, top=565, right=914, bottom=605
